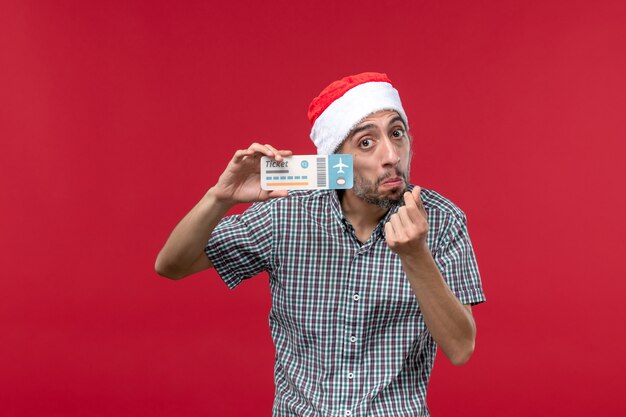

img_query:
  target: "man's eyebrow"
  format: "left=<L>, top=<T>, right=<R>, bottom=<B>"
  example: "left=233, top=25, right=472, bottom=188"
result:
left=348, top=123, right=376, bottom=139
left=389, top=116, right=407, bottom=129
left=347, top=115, right=408, bottom=140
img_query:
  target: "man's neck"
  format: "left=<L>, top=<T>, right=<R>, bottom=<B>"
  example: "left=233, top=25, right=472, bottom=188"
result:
left=339, top=190, right=389, bottom=243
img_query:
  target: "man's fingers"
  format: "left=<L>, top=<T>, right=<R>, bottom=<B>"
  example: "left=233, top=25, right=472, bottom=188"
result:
left=264, top=144, right=282, bottom=160
left=412, top=185, right=421, bottom=200
left=409, top=186, right=422, bottom=211
left=384, top=221, right=395, bottom=242
left=268, top=189, right=289, bottom=198
left=412, top=186, right=428, bottom=219
left=247, top=142, right=275, bottom=157
left=395, top=188, right=428, bottom=233
left=401, top=191, right=423, bottom=224
left=259, top=189, right=289, bottom=200
left=389, top=213, right=407, bottom=240
left=403, top=191, right=417, bottom=209
left=263, top=145, right=293, bottom=161
left=396, top=203, right=413, bottom=229
left=231, top=144, right=264, bottom=162
left=232, top=149, right=251, bottom=160
left=233, top=143, right=291, bottom=163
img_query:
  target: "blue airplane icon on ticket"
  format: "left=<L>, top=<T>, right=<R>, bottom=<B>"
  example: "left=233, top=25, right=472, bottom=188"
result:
left=327, top=154, right=353, bottom=189
left=333, top=157, right=349, bottom=174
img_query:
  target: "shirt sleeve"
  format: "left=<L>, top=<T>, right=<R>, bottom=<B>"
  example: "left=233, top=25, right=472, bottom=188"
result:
left=204, top=202, right=273, bottom=289
left=434, top=214, right=486, bottom=306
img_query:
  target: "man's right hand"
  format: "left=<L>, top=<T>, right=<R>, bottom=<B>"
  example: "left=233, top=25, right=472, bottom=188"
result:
left=210, top=143, right=293, bottom=206
left=155, top=142, right=292, bottom=279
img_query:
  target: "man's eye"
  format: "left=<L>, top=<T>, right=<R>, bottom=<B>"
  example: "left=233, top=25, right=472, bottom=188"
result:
left=392, top=129, right=405, bottom=138
left=359, top=139, right=372, bottom=148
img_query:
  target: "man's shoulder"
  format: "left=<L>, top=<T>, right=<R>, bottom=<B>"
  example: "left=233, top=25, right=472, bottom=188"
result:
left=415, top=186, right=466, bottom=221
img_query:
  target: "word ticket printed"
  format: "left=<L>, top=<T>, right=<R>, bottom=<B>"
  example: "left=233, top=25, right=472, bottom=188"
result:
left=261, top=154, right=353, bottom=190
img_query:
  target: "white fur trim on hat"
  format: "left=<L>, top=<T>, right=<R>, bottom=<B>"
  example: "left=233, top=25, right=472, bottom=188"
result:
left=310, top=81, right=408, bottom=155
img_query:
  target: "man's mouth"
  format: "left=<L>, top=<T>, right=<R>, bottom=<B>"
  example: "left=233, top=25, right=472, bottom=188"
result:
left=380, top=176, right=404, bottom=188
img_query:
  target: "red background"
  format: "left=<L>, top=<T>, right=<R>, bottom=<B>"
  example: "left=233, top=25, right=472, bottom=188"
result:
left=2, top=0, right=625, bottom=415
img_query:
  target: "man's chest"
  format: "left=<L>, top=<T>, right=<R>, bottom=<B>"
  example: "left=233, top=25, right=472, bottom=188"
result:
left=269, top=231, right=424, bottom=340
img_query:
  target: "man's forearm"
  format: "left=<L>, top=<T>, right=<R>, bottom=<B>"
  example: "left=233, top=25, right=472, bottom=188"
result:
left=401, top=247, right=476, bottom=365
left=155, top=188, right=233, bottom=279
left=155, top=144, right=292, bottom=279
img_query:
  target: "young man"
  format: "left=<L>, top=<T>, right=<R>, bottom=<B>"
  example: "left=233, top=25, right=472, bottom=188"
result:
left=156, top=72, right=485, bottom=416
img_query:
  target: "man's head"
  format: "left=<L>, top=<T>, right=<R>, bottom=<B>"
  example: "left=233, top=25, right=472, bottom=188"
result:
left=308, top=73, right=411, bottom=208
left=338, top=109, right=411, bottom=208
left=308, top=72, right=409, bottom=155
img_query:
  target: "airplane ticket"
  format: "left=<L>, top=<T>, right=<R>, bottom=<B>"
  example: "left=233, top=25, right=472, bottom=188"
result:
left=260, top=155, right=353, bottom=190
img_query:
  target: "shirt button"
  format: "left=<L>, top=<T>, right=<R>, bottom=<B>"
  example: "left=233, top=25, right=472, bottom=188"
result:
left=353, top=294, right=360, bottom=301
left=345, top=411, right=352, bottom=416
left=348, top=372, right=354, bottom=379
left=350, top=336, right=357, bottom=343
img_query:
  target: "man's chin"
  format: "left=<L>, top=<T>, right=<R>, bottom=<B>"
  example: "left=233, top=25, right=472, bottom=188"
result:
left=379, top=182, right=407, bottom=199
left=352, top=176, right=408, bottom=209
left=361, top=189, right=406, bottom=209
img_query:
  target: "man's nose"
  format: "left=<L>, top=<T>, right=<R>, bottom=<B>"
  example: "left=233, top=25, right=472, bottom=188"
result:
left=379, top=136, right=400, bottom=166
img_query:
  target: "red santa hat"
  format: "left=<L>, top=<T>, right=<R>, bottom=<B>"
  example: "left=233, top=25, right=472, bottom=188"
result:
left=308, top=72, right=409, bottom=155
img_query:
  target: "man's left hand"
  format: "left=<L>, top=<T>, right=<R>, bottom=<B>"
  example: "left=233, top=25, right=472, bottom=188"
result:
left=385, top=186, right=430, bottom=258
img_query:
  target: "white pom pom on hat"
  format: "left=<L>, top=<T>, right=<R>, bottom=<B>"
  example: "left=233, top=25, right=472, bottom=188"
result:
left=308, top=72, right=409, bottom=155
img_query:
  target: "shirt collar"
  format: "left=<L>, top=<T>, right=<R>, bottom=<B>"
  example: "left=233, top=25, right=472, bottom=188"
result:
left=328, top=189, right=345, bottom=226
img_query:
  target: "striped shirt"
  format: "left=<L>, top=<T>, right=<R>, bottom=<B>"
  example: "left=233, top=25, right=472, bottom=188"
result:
left=205, top=186, right=485, bottom=417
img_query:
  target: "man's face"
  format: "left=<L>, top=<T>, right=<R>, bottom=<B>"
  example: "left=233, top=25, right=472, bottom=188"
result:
left=337, top=110, right=412, bottom=209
